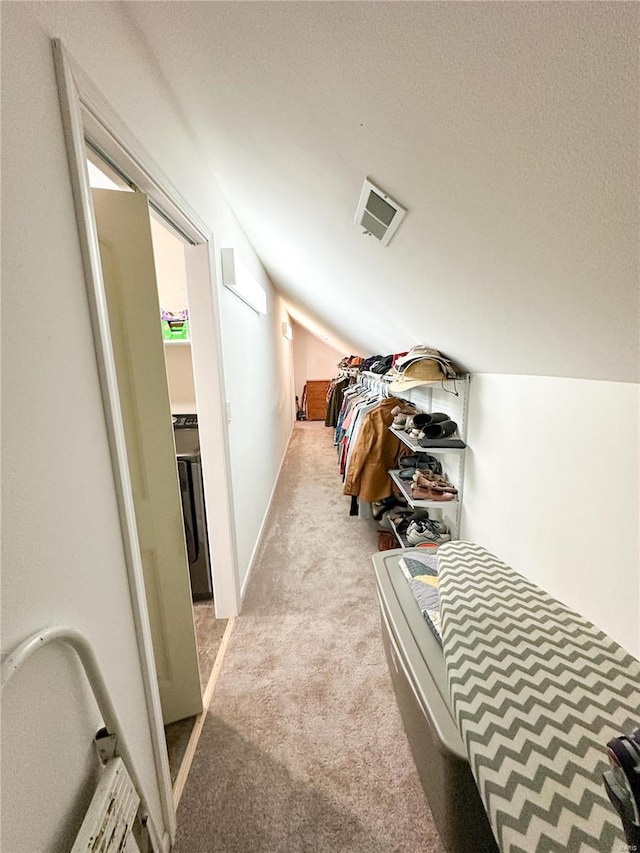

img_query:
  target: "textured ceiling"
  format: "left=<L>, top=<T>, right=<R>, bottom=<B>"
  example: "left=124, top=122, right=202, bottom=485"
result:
left=126, top=1, right=639, bottom=381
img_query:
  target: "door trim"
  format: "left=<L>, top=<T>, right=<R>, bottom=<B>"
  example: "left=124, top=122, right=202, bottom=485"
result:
left=52, top=38, right=240, bottom=850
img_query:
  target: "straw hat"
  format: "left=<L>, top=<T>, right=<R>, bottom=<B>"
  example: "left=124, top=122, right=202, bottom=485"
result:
left=388, top=358, right=446, bottom=391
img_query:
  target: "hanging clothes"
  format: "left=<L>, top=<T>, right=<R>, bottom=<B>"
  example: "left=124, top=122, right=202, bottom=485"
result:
left=337, top=384, right=380, bottom=475
left=343, top=396, right=405, bottom=503
left=325, top=375, right=350, bottom=427
left=342, top=395, right=379, bottom=476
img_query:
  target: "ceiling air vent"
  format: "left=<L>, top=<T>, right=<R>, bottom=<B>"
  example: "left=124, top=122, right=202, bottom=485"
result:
left=354, top=178, right=407, bottom=247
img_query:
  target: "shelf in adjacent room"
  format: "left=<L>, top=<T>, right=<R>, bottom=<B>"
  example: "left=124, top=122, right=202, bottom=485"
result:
left=163, top=339, right=191, bottom=346
left=389, top=426, right=466, bottom=452
left=389, top=470, right=459, bottom=509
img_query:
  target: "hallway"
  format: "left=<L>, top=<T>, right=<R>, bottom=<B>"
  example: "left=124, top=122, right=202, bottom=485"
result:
left=174, top=421, right=444, bottom=852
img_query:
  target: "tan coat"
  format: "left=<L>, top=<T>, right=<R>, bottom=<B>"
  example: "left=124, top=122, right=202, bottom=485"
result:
left=343, top=397, right=403, bottom=502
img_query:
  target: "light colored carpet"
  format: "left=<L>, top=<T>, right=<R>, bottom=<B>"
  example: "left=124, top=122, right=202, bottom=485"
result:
left=174, top=421, right=444, bottom=852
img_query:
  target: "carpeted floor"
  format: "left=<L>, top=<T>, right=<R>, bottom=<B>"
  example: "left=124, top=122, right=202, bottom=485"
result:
left=174, top=421, right=444, bottom=852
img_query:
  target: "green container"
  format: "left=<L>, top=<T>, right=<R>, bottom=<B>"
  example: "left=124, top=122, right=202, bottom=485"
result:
left=162, top=319, right=189, bottom=341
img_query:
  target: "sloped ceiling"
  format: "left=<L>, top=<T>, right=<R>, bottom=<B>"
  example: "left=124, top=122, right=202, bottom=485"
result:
left=126, top=1, right=638, bottom=381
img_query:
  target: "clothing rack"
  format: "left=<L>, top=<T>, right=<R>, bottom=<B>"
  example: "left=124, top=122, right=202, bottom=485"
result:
left=352, top=370, right=392, bottom=399
left=336, top=367, right=360, bottom=379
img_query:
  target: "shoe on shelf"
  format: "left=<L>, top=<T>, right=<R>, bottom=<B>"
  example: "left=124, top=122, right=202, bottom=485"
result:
left=414, top=472, right=457, bottom=492
left=399, top=455, right=421, bottom=468
left=411, top=412, right=447, bottom=430
left=371, top=495, right=407, bottom=519
left=411, top=484, right=456, bottom=502
left=419, top=455, right=443, bottom=475
left=407, top=530, right=451, bottom=546
left=406, top=519, right=452, bottom=545
left=420, top=419, right=458, bottom=440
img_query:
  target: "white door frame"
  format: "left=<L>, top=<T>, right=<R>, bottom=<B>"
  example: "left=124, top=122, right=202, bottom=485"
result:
left=53, top=38, right=241, bottom=851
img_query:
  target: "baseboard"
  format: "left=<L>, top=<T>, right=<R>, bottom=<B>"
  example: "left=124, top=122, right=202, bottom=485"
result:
left=240, top=423, right=295, bottom=601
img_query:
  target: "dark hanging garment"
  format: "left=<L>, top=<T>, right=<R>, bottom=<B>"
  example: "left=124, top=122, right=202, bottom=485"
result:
left=325, top=376, right=349, bottom=427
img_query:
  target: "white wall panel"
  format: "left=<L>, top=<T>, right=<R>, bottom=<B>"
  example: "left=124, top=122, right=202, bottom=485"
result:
left=462, top=374, right=639, bottom=657
left=164, top=344, right=197, bottom=414
left=1, top=3, right=294, bottom=848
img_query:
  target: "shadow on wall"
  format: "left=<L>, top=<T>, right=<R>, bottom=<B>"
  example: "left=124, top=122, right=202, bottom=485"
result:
left=174, top=717, right=405, bottom=853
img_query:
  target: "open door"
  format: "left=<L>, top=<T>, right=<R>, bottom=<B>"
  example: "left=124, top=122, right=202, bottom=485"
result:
left=92, top=188, right=202, bottom=725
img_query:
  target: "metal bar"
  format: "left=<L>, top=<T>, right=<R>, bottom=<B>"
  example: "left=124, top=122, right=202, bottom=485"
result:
left=2, top=626, right=161, bottom=851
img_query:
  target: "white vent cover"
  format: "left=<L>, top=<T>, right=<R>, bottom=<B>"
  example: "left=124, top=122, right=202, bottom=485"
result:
left=71, top=757, right=141, bottom=853
left=354, top=178, right=406, bottom=246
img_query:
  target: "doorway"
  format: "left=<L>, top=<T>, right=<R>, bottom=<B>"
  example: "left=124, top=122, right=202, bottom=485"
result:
left=86, top=153, right=231, bottom=774
left=54, top=37, right=242, bottom=842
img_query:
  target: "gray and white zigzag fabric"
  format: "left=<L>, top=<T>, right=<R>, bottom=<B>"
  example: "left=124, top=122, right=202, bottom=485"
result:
left=437, top=541, right=640, bottom=853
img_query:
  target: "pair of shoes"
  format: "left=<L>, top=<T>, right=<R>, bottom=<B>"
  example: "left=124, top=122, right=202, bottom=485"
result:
left=417, top=455, right=443, bottom=475
left=399, top=454, right=421, bottom=468
left=411, top=483, right=456, bottom=501
left=417, top=419, right=458, bottom=442
left=399, top=452, right=440, bottom=468
left=371, top=495, right=406, bottom=519
left=412, top=412, right=449, bottom=430
left=409, top=529, right=451, bottom=545
left=392, top=405, right=417, bottom=428
left=413, top=471, right=457, bottom=493
left=406, top=519, right=451, bottom=545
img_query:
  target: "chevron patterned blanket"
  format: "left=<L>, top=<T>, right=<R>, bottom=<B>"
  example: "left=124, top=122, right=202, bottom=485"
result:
left=437, top=541, right=640, bottom=853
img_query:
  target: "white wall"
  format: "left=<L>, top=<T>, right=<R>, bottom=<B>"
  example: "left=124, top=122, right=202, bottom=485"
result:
left=150, top=214, right=188, bottom=316
left=219, top=273, right=295, bottom=586
left=291, top=320, right=345, bottom=402
left=462, top=375, right=640, bottom=658
left=164, top=344, right=197, bottom=414
left=1, top=3, right=293, bottom=850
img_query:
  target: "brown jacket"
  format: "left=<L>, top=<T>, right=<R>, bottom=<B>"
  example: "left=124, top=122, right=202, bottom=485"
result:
left=343, top=397, right=403, bottom=502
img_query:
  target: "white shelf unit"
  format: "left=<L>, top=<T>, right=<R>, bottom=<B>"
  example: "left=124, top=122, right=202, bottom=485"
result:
left=163, top=339, right=191, bottom=346
left=388, top=426, right=466, bottom=452
left=388, top=374, right=470, bottom=540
